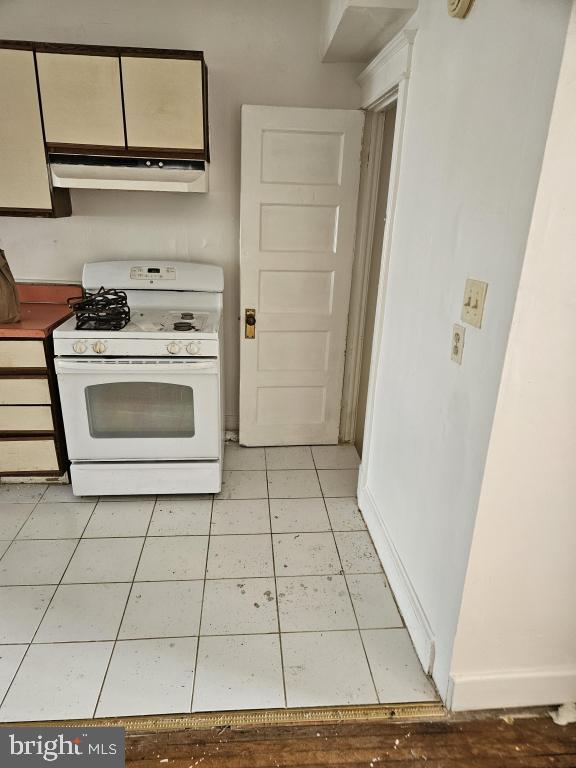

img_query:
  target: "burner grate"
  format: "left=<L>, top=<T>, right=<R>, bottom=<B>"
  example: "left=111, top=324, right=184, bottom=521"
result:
left=68, top=287, right=131, bottom=331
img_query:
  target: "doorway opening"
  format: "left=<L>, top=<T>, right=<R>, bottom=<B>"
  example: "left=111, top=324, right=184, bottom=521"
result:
left=341, top=100, right=398, bottom=456
left=354, top=103, right=397, bottom=455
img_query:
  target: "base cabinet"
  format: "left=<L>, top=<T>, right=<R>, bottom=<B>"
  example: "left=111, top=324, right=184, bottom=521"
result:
left=0, top=338, right=68, bottom=477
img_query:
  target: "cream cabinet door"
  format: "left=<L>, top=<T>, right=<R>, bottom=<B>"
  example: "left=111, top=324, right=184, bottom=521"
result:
left=121, top=56, right=204, bottom=151
left=37, top=53, right=125, bottom=147
left=0, top=48, right=52, bottom=211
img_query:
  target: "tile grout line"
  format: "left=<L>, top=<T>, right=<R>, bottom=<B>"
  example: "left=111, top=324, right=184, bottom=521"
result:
left=0, top=495, right=101, bottom=716
left=188, top=492, right=215, bottom=713
left=265, top=448, right=289, bottom=709
left=311, top=448, right=381, bottom=705
left=91, top=496, right=158, bottom=719
left=0, top=569, right=381, bottom=589
left=0, top=485, right=59, bottom=564
left=0, top=623, right=404, bottom=647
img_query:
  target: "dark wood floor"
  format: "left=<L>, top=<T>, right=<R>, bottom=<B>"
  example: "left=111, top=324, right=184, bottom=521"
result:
left=126, top=715, right=576, bottom=767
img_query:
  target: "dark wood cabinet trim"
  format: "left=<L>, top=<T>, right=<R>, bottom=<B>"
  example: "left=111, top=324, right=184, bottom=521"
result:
left=0, top=207, right=54, bottom=217
left=0, top=368, right=47, bottom=377
left=118, top=57, right=129, bottom=149
left=51, top=187, right=72, bottom=217
left=123, top=146, right=206, bottom=158
left=48, top=142, right=128, bottom=153
left=47, top=144, right=206, bottom=160
left=1, top=40, right=204, bottom=61
left=0, top=192, right=71, bottom=218
left=43, top=334, right=69, bottom=473
left=0, top=430, right=54, bottom=437
left=203, top=63, right=210, bottom=163
left=0, top=470, right=63, bottom=477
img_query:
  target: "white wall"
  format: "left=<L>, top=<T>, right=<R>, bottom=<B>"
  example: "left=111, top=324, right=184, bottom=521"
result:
left=0, top=0, right=361, bottom=428
left=450, top=0, right=576, bottom=711
left=358, top=0, right=571, bottom=700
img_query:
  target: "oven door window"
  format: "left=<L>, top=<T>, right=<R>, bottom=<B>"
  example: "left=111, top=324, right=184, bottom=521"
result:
left=85, top=382, right=195, bottom=438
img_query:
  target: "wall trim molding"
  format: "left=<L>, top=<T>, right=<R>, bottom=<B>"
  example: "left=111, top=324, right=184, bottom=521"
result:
left=358, top=478, right=436, bottom=676
left=341, top=25, right=417, bottom=443
left=358, top=28, right=417, bottom=109
left=449, top=665, right=576, bottom=711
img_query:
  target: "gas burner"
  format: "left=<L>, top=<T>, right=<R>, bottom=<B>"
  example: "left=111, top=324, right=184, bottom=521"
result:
left=174, top=321, right=194, bottom=331
left=68, top=287, right=130, bottom=331
left=180, top=312, right=195, bottom=320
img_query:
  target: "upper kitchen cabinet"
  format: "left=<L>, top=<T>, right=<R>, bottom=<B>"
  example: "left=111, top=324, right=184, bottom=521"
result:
left=0, top=47, right=70, bottom=217
left=121, top=55, right=207, bottom=155
left=36, top=52, right=125, bottom=149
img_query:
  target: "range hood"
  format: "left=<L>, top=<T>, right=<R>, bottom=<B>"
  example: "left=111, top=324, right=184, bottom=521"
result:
left=49, top=154, right=208, bottom=193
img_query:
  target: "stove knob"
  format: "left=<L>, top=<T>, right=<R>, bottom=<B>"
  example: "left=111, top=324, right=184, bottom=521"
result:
left=186, top=342, right=200, bottom=355
left=72, top=341, right=87, bottom=354
left=167, top=342, right=181, bottom=355
left=92, top=341, right=107, bottom=354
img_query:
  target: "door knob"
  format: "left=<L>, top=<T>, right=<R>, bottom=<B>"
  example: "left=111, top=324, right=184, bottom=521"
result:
left=245, top=308, right=256, bottom=339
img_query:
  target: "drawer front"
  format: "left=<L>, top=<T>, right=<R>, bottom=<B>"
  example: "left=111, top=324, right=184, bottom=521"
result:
left=0, top=438, right=59, bottom=473
left=0, top=340, right=46, bottom=369
left=0, top=378, right=51, bottom=405
left=0, top=405, right=54, bottom=432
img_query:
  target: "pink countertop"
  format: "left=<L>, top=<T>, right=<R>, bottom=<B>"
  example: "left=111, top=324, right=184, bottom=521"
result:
left=0, top=283, right=81, bottom=339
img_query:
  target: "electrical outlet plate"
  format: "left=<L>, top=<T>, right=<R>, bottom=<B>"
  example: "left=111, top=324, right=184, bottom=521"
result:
left=461, top=278, right=488, bottom=328
left=451, top=323, right=465, bottom=364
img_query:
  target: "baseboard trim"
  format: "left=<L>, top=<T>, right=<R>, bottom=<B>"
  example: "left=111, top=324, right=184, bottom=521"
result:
left=225, top=414, right=239, bottom=431
left=358, top=478, right=436, bottom=678
left=449, top=666, right=576, bottom=711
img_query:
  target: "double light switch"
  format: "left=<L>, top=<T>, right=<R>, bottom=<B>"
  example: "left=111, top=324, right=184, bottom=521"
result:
left=451, top=278, right=488, bottom=365
left=461, top=278, right=488, bottom=328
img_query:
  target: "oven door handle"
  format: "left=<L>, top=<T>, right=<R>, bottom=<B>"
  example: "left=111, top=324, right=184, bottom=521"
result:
left=55, top=358, right=218, bottom=375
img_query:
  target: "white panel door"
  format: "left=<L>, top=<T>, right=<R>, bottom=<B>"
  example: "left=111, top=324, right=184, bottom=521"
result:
left=240, top=105, right=364, bottom=446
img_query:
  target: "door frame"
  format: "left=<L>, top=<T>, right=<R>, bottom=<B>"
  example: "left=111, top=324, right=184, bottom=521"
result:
left=351, top=28, right=438, bottom=676
left=340, top=29, right=416, bottom=448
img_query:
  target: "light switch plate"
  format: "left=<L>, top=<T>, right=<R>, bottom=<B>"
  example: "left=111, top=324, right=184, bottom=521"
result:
left=451, top=323, right=465, bottom=364
left=461, top=278, right=488, bottom=328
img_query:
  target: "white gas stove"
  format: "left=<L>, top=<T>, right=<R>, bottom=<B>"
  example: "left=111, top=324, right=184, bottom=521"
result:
left=54, top=260, right=224, bottom=497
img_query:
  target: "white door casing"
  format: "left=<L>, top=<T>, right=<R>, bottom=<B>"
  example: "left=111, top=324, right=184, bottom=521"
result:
left=239, top=105, right=364, bottom=446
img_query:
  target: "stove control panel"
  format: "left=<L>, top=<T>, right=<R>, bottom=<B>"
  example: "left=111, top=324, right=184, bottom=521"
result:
left=130, top=265, right=176, bottom=281
left=55, top=337, right=219, bottom=359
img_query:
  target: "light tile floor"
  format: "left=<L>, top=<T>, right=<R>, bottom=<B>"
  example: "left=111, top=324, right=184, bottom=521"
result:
left=0, top=444, right=438, bottom=721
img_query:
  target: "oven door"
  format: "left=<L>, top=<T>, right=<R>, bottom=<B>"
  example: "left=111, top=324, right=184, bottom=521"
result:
left=55, top=357, right=220, bottom=461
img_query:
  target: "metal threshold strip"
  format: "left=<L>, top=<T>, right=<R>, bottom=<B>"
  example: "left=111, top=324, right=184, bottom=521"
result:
left=1, top=702, right=446, bottom=732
